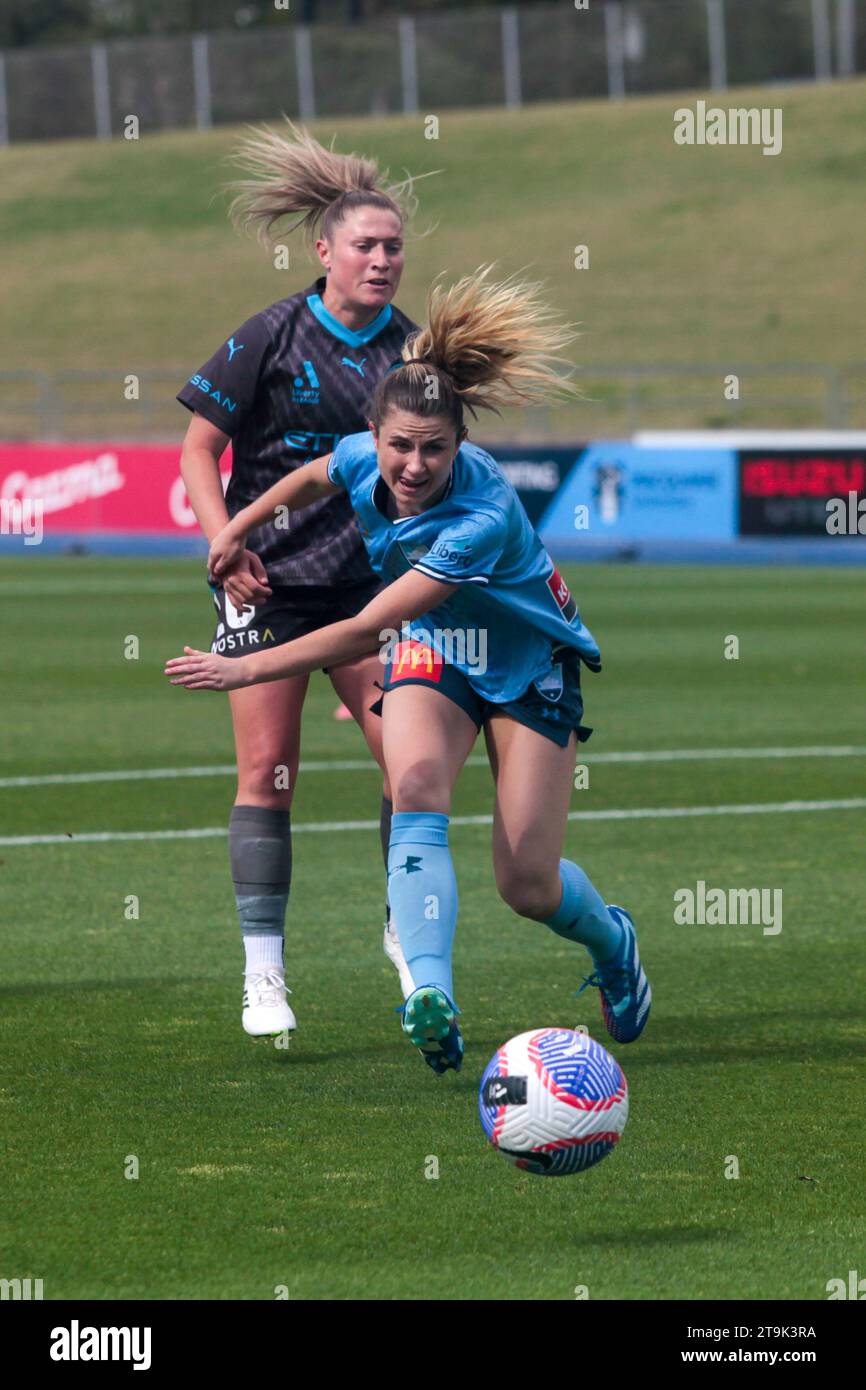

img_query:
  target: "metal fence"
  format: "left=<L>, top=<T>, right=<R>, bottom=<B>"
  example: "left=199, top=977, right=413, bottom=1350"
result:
left=0, top=0, right=864, bottom=143
left=2, top=364, right=863, bottom=441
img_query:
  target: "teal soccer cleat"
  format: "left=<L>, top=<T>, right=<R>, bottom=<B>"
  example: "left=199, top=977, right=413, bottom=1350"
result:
left=577, top=905, right=651, bottom=1044
left=398, top=985, right=464, bottom=1075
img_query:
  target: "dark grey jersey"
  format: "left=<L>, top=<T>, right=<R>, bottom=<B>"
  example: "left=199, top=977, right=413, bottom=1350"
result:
left=177, top=277, right=416, bottom=586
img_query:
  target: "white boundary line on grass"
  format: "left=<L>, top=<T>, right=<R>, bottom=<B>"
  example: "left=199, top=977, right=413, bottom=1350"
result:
left=3, top=744, right=865, bottom=789
left=2, top=797, right=865, bottom=847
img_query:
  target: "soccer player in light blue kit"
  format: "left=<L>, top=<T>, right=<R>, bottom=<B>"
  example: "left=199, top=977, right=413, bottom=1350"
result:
left=166, top=271, right=652, bottom=1074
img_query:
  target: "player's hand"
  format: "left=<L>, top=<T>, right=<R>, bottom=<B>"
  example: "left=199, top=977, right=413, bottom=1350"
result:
left=208, top=524, right=246, bottom=579
left=218, top=550, right=272, bottom=609
left=164, top=647, right=250, bottom=692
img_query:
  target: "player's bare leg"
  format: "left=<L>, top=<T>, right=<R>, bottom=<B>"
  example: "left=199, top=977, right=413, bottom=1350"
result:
left=328, top=650, right=390, bottom=784
left=485, top=715, right=576, bottom=920
left=382, top=678, right=477, bottom=810
left=485, top=715, right=651, bottom=1043
left=231, top=674, right=308, bottom=810
left=327, top=651, right=406, bottom=984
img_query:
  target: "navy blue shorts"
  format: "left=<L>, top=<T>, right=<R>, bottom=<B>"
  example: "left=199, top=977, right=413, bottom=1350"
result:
left=209, top=577, right=382, bottom=661
left=371, top=639, right=594, bottom=749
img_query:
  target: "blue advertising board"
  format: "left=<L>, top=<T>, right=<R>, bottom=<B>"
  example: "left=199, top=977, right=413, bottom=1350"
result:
left=536, top=441, right=738, bottom=545
left=478, top=434, right=866, bottom=564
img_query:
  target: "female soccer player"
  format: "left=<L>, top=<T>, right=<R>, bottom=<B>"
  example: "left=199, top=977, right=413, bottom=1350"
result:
left=176, top=123, right=422, bottom=1039
left=167, top=271, right=651, bottom=1074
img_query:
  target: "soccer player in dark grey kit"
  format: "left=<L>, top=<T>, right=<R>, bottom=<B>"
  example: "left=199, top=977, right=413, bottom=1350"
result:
left=176, top=124, right=420, bottom=1037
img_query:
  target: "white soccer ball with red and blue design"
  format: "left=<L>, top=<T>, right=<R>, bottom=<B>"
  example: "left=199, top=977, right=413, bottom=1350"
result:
left=478, top=1028, right=629, bottom=1176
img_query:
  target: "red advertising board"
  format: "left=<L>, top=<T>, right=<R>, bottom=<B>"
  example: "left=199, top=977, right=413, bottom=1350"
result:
left=0, top=443, right=231, bottom=533
left=739, top=450, right=866, bottom=535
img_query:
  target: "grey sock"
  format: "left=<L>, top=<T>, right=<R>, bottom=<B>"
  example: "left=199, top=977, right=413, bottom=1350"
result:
left=380, top=795, right=393, bottom=920
left=229, top=804, right=292, bottom=940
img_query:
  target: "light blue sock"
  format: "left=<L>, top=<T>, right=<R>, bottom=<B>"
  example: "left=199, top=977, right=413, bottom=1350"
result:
left=388, top=811, right=457, bottom=1000
left=544, top=859, right=623, bottom=964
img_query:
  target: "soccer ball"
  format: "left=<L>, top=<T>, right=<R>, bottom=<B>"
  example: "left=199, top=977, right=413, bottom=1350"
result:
left=478, top=1027, right=629, bottom=1176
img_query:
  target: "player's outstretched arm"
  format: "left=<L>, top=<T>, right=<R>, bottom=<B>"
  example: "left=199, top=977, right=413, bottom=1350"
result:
left=165, top=568, right=457, bottom=692
left=208, top=452, right=340, bottom=577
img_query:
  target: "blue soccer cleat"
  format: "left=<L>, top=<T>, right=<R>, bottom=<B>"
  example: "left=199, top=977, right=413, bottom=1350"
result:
left=577, top=905, right=651, bottom=1044
left=398, top=985, right=464, bottom=1075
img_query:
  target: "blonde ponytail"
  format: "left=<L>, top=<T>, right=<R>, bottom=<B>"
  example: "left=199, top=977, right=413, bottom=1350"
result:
left=371, top=267, right=578, bottom=429
left=225, top=118, right=419, bottom=245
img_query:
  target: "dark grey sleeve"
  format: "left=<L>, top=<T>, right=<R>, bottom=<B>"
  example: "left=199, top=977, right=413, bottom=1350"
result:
left=176, top=312, right=273, bottom=437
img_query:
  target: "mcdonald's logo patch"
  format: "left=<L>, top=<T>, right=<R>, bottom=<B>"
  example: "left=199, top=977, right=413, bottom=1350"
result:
left=390, top=640, right=444, bottom=683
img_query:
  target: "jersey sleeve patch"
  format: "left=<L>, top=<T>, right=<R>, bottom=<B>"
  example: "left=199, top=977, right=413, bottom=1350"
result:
left=412, top=513, right=505, bottom=586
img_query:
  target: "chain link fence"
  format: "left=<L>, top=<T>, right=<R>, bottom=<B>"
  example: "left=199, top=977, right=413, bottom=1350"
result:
left=1, top=0, right=864, bottom=142
left=2, top=364, right=863, bottom=442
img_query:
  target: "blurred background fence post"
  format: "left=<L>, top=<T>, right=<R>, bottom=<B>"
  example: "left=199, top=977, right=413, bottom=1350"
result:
left=0, top=2, right=864, bottom=141
left=706, top=0, right=728, bottom=90
left=837, top=0, right=856, bottom=72
left=604, top=2, right=626, bottom=100
left=295, top=24, right=316, bottom=120
left=502, top=8, right=522, bottom=109
left=399, top=16, right=419, bottom=114
left=192, top=34, right=213, bottom=131
left=91, top=43, right=111, bottom=139
left=812, top=0, right=833, bottom=79
left=0, top=52, right=8, bottom=146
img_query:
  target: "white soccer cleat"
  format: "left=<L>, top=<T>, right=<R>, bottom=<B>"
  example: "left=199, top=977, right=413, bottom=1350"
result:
left=242, top=968, right=297, bottom=1037
left=383, top=918, right=416, bottom=1000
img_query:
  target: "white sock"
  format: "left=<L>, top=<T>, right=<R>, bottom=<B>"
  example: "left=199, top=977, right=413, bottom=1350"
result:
left=243, top=934, right=284, bottom=976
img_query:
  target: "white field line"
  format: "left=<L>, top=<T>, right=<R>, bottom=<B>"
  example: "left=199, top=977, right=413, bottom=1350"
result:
left=2, top=744, right=865, bottom=790
left=2, top=798, right=865, bottom=848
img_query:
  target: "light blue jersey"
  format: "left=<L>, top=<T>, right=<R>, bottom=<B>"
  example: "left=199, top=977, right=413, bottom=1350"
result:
left=327, top=432, right=601, bottom=703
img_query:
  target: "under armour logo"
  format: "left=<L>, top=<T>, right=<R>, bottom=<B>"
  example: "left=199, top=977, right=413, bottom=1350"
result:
left=388, top=855, right=423, bottom=877
left=227, top=337, right=245, bottom=361
left=341, top=357, right=367, bottom=377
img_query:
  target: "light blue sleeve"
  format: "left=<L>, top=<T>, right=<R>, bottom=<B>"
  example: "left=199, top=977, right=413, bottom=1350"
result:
left=326, top=440, right=348, bottom=488
left=412, top=512, right=507, bottom=587
left=327, top=431, right=375, bottom=492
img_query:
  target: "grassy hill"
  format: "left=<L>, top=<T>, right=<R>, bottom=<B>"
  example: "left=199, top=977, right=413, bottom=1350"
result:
left=2, top=80, right=865, bottom=438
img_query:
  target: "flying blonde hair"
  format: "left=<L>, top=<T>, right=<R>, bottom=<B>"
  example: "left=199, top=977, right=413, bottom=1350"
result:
left=225, top=118, right=422, bottom=246
left=370, top=266, right=579, bottom=427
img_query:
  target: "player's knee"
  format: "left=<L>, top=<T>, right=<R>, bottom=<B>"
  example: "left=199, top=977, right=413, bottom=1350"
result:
left=497, top=866, right=559, bottom=921
left=237, top=750, right=298, bottom=806
left=391, top=763, right=450, bottom=814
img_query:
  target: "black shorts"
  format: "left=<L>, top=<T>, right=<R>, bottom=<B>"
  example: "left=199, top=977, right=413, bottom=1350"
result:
left=208, top=577, right=382, bottom=661
left=372, top=640, right=594, bottom=749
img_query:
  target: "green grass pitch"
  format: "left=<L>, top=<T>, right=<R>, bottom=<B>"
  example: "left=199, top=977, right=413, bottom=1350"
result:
left=0, top=555, right=863, bottom=1300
